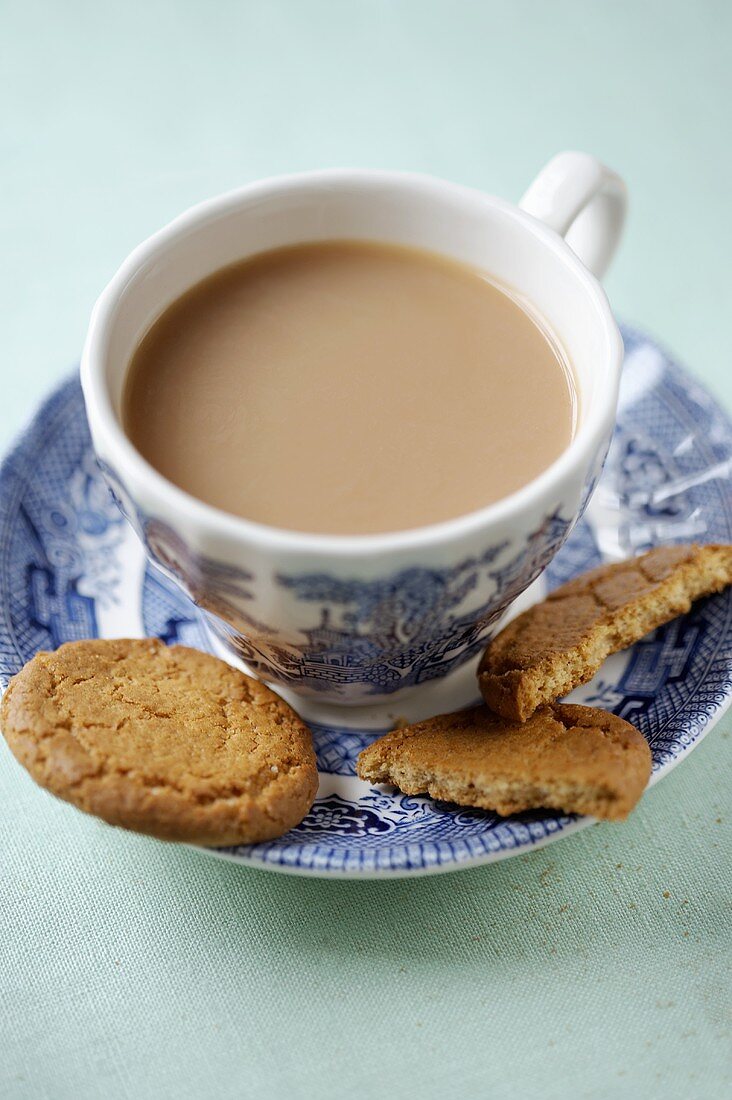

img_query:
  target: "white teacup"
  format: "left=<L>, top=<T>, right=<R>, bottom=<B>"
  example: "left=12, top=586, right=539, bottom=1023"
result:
left=81, top=152, right=626, bottom=724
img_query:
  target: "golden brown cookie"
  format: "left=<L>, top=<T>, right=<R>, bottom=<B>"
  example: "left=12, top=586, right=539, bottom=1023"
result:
left=357, top=703, right=651, bottom=821
left=1, top=638, right=318, bottom=845
left=479, top=544, right=732, bottom=722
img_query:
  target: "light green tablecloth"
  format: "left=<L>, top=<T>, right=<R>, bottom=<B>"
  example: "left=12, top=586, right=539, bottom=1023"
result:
left=1, top=3, right=730, bottom=1097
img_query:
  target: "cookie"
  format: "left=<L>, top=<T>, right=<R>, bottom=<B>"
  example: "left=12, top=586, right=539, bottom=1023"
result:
left=357, top=703, right=652, bottom=821
left=1, top=638, right=318, bottom=845
left=478, top=544, right=732, bottom=722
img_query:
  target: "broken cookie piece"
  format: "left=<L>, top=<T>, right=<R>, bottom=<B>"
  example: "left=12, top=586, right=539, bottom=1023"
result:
left=478, top=544, right=732, bottom=723
left=357, top=703, right=652, bottom=821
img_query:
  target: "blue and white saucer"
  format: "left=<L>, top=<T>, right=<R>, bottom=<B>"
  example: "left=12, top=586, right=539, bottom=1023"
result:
left=1, top=326, right=731, bottom=877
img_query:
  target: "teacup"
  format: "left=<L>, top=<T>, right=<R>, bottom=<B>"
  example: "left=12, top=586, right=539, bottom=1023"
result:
left=81, top=151, right=626, bottom=724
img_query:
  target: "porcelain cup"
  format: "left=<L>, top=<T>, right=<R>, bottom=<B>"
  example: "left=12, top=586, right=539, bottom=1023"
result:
left=81, top=152, right=626, bottom=723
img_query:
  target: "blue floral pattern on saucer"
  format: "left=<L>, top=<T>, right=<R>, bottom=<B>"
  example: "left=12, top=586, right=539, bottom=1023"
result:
left=1, top=326, right=731, bottom=876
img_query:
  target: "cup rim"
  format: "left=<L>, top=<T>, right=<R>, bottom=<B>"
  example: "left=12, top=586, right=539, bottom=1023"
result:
left=81, top=167, right=623, bottom=558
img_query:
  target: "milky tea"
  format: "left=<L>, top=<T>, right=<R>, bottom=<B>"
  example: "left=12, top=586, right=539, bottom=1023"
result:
left=124, top=240, right=576, bottom=535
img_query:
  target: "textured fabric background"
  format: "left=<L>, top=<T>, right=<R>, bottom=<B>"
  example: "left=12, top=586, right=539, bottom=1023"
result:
left=1, top=2, right=730, bottom=1097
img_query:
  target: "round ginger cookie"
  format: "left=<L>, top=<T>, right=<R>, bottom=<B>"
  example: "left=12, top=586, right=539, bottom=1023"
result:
left=1, top=638, right=319, bottom=845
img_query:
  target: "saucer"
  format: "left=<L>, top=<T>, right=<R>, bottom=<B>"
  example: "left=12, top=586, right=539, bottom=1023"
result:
left=1, top=326, right=731, bottom=877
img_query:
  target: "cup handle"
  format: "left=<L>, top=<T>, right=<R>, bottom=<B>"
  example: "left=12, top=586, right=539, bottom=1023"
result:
left=519, top=151, right=627, bottom=280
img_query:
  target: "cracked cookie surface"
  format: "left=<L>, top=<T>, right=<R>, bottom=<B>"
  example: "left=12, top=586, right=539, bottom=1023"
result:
left=0, top=638, right=318, bottom=845
left=357, top=703, right=652, bottom=821
left=478, top=544, right=732, bottom=722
